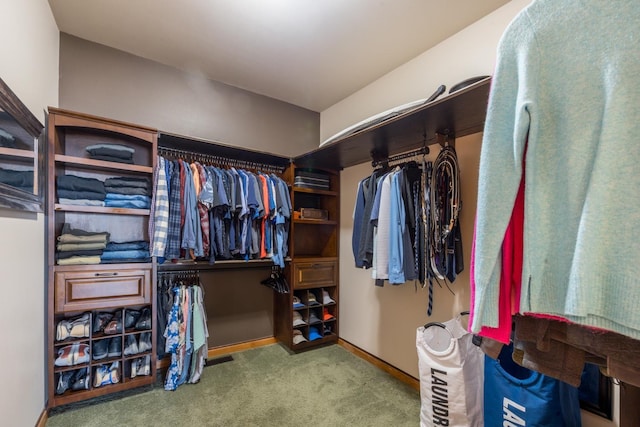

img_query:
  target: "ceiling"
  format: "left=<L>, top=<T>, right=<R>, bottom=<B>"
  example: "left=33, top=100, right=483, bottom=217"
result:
left=48, top=0, right=509, bottom=112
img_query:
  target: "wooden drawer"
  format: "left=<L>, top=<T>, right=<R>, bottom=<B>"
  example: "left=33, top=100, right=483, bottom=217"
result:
left=54, top=265, right=151, bottom=313
left=292, top=260, right=337, bottom=289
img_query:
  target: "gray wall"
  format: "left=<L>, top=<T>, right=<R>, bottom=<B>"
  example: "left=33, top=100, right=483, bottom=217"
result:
left=59, top=33, right=319, bottom=157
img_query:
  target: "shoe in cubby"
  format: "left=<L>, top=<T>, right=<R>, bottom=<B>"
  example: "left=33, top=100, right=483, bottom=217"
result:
left=56, top=313, right=90, bottom=341
left=138, top=332, right=152, bottom=353
left=123, top=334, right=140, bottom=356
left=108, top=337, right=122, bottom=358
left=93, top=361, right=120, bottom=388
left=130, top=355, right=151, bottom=379
left=103, top=311, right=123, bottom=335
left=92, top=339, right=109, bottom=360
left=124, top=309, right=141, bottom=330
left=134, top=307, right=151, bottom=330
left=55, top=342, right=90, bottom=367
left=92, top=311, right=114, bottom=335
left=70, top=367, right=90, bottom=391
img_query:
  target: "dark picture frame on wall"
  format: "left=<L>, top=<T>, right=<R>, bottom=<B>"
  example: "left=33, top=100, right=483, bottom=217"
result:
left=579, top=363, right=613, bottom=420
left=0, top=77, right=45, bottom=212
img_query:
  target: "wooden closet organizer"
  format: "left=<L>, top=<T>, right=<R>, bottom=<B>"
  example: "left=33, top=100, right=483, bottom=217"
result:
left=45, top=77, right=493, bottom=407
left=46, top=108, right=157, bottom=408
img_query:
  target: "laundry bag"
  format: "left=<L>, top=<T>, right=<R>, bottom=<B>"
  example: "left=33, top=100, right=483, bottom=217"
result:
left=416, top=315, right=484, bottom=427
left=484, top=344, right=581, bottom=427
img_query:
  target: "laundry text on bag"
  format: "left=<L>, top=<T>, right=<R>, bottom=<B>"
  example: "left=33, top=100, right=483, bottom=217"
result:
left=503, top=397, right=526, bottom=427
left=431, top=368, right=449, bottom=426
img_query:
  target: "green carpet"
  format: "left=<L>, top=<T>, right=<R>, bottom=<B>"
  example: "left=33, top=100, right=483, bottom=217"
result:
left=47, top=343, right=421, bottom=427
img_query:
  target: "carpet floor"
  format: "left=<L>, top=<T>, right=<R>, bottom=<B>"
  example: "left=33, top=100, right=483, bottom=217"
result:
left=47, top=343, right=421, bottom=426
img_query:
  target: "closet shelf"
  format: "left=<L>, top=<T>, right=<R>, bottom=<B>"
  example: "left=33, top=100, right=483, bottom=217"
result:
left=294, top=77, right=491, bottom=170
left=54, top=204, right=150, bottom=215
left=293, top=219, right=338, bottom=225
left=157, top=258, right=292, bottom=272
left=0, top=146, right=35, bottom=159
left=292, top=187, right=337, bottom=197
left=55, top=154, right=153, bottom=174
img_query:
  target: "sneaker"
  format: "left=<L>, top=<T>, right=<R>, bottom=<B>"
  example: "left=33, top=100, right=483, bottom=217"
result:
left=136, top=355, right=150, bottom=377
left=75, top=343, right=91, bottom=365
left=124, top=309, right=141, bottom=329
left=123, top=334, right=139, bottom=356
left=138, top=332, right=152, bottom=353
left=92, top=339, right=109, bottom=360
left=92, top=312, right=113, bottom=334
left=54, top=344, right=76, bottom=367
left=104, top=311, right=122, bottom=335
left=107, top=337, right=122, bottom=358
left=56, top=313, right=90, bottom=341
left=93, top=361, right=119, bottom=387
left=55, top=370, right=75, bottom=395
left=68, top=313, right=90, bottom=338
left=135, top=307, right=151, bottom=330
left=71, top=367, right=90, bottom=391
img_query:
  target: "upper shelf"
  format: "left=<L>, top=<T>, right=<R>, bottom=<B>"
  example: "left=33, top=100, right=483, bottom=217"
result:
left=294, top=77, right=491, bottom=170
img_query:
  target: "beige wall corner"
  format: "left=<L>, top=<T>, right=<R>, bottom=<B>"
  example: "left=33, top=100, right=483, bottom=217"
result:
left=0, top=0, right=59, bottom=425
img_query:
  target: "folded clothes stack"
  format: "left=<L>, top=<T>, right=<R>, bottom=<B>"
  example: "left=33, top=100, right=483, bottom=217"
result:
left=86, top=143, right=135, bottom=164
left=0, top=167, right=33, bottom=193
left=100, top=240, right=151, bottom=264
left=57, top=174, right=106, bottom=206
left=293, top=170, right=330, bottom=190
left=56, top=223, right=109, bottom=265
left=104, top=176, right=151, bottom=209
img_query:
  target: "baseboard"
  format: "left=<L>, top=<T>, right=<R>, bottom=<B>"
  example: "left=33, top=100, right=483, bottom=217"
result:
left=35, top=408, right=47, bottom=427
left=156, top=337, right=278, bottom=370
left=338, top=339, right=419, bottom=392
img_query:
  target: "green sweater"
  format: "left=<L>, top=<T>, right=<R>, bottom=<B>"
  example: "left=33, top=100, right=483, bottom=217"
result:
left=472, top=0, right=640, bottom=339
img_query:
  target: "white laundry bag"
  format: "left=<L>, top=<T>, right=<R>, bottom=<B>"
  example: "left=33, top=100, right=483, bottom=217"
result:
left=416, top=314, right=484, bottom=427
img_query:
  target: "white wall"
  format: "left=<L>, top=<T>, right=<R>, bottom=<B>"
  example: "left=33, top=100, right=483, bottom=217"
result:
left=0, top=1, right=59, bottom=426
left=326, top=0, right=619, bottom=425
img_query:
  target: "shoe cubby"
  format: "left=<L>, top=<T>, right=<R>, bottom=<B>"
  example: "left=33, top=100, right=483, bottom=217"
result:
left=49, top=304, right=155, bottom=405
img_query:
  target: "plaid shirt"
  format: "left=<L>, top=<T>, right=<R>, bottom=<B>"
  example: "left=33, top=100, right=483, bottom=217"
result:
left=150, top=157, right=170, bottom=257
left=165, top=160, right=182, bottom=260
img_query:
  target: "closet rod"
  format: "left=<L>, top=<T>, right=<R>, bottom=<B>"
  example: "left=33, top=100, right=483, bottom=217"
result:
left=157, top=146, right=286, bottom=175
left=371, top=146, right=429, bottom=168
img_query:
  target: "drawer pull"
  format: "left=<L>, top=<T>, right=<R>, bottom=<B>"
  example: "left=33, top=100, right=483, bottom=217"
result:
left=95, top=272, right=118, bottom=277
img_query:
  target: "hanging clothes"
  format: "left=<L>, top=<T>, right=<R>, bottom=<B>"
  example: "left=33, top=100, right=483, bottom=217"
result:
left=351, top=149, right=463, bottom=314
left=162, top=273, right=208, bottom=391
left=149, top=156, right=292, bottom=267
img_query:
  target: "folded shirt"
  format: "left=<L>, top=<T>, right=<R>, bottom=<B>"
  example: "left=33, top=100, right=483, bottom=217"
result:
left=105, top=241, right=149, bottom=251
left=86, top=144, right=135, bottom=163
left=56, top=249, right=104, bottom=259
left=57, top=189, right=106, bottom=201
left=57, top=255, right=102, bottom=265
left=58, top=226, right=109, bottom=244
left=57, top=242, right=107, bottom=252
left=104, top=186, right=150, bottom=196
left=57, top=175, right=106, bottom=194
left=58, top=198, right=106, bottom=207
left=100, top=249, right=150, bottom=260
left=0, top=167, right=33, bottom=187
left=105, top=177, right=150, bottom=189
left=104, top=199, right=150, bottom=209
